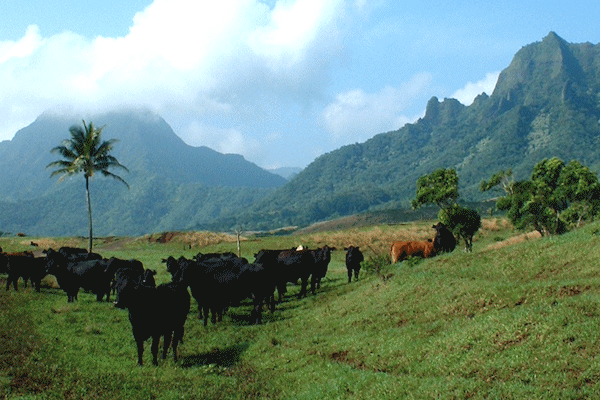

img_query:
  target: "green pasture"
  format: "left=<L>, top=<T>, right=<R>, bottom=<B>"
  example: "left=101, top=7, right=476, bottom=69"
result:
left=1, top=220, right=600, bottom=399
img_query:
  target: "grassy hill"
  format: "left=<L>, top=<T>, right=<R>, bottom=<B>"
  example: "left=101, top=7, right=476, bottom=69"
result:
left=2, top=219, right=600, bottom=398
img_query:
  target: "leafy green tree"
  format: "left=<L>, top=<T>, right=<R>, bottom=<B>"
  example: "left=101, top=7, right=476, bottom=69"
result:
left=439, top=205, right=481, bottom=252
left=411, top=168, right=459, bottom=215
left=412, top=168, right=481, bottom=252
left=47, top=120, right=129, bottom=252
left=480, top=169, right=514, bottom=196
left=556, top=160, right=600, bottom=227
left=482, top=157, right=600, bottom=236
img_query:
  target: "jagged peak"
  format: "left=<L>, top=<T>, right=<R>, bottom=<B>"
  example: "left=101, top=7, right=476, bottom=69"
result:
left=491, top=32, right=586, bottom=108
left=542, top=31, right=567, bottom=45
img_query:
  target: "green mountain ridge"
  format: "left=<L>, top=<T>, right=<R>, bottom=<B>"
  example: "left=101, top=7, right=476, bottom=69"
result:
left=231, top=32, right=600, bottom=230
left=2, top=32, right=600, bottom=236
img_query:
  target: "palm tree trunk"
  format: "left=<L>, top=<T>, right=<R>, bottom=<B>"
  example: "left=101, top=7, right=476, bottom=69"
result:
left=86, top=176, right=93, bottom=253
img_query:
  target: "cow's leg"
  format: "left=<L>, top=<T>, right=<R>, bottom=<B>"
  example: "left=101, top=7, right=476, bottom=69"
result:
left=172, top=325, right=184, bottom=362
left=355, top=268, right=360, bottom=281
left=136, top=339, right=145, bottom=366
left=347, top=268, right=352, bottom=283
left=151, top=336, right=160, bottom=366
left=251, top=297, right=263, bottom=325
left=203, top=305, right=210, bottom=326
left=299, top=278, right=308, bottom=298
left=162, top=333, right=172, bottom=360
left=269, top=293, right=276, bottom=313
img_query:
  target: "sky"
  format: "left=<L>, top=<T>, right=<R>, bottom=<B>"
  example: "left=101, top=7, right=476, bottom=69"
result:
left=1, top=1, right=600, bottom=169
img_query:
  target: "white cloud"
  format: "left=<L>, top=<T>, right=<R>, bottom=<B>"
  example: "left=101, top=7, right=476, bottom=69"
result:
left=451, top=71, right=499, bottom=105
left=181, top=120, right=260, bottom=159
left=323, top=72, right=432, bottom=140
left=0, top=25, right=44, bottom=63
left=0, top=0, right=348, bottom=145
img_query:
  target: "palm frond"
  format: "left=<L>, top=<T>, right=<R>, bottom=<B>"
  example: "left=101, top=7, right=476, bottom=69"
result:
left=100, top=170, right=130, bottom=189
left=48, top=119, right=129, bottom=189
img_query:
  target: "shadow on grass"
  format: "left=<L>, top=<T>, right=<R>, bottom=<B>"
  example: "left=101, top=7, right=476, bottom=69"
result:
left=181, top=343, right=250, bottom=369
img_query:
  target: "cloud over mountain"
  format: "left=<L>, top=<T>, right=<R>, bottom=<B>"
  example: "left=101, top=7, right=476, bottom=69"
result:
left=0, top=0, right=346, bottom=159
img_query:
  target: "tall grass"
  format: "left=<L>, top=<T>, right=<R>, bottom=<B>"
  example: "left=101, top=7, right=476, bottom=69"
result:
left=2, top=219, right=600, bottom=398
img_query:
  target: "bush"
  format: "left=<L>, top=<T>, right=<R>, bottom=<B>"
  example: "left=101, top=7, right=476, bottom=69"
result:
left=362, top=254, right=391, bottom=277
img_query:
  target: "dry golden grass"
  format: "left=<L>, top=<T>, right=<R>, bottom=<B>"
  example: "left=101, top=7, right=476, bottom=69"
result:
left=480, top=217, right=512, bottom=232
left=300, top=223, right=438, bottom=257
left=483, top=231, right=542, bottom=251
left=142, top=231, right=239, bottom=248
left=18, top=238, right=87, bottom=251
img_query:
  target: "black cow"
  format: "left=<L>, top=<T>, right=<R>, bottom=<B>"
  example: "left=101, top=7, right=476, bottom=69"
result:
left=22, top=257, right=50, bottom=292
left=254, top=248, right=316, bottom=302
left=344, top=246, right=364, bottom=283
left=45, top=251, right=141, bottom=303
left=1, top=251, right=35, bottom=291
left=164, top=253, right=273, bottom=325
left=432, top=222, right=457, bottom=253
left=310, top=245, right=336, bottom=289
left=113, top=268, right=190, bottom=366
left=43, top=247, right=102, bottom=262
left=57, top=246, right=89, bottom=258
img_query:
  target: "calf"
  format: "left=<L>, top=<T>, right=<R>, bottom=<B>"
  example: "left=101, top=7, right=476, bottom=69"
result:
left=344, top=246, right=364, bottom=283
left=114, top=268, right=190, bottom=366
left=390, top=240, right=437, bottom=264
left=1, top=251, right=35, bottom=291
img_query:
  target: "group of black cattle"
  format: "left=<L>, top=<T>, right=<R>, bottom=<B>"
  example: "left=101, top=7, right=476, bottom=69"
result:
left=0, top=244, right=366, bottom=366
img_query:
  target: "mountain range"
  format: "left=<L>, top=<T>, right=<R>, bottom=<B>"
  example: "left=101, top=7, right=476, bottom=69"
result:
left=1, top=32, right=599, bottom=236
left=232, top=32, right=600, bottom=229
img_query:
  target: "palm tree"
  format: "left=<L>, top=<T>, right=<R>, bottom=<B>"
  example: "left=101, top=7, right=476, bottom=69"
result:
left=47, top=120, right=129, bottom=252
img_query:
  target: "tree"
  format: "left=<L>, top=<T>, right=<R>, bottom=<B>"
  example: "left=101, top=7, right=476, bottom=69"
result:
left=439, top=205, right=481, bottom=253
left=411, top=168, right=459, bottom=217
left=47, top=120, right=129, bottom=252
left=412, top=168, right=481, bottom=252
left=480, top=169, right=515, bottom=197
left=556, top=160, right=600, bottom=227
left=482, top=157, right=600, bottom=236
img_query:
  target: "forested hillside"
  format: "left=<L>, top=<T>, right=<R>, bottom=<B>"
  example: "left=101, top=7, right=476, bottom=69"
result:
left=0, top=110, right=283, bottom=236
left=232, top=32, right=600, bottom=230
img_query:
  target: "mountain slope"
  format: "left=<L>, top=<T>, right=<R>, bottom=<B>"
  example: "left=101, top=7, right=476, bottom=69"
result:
left=0, top=109, right=285, bottom=202
left=0, top=109, right=284, bottom=235
left=237, top=32, right=600, bottom=230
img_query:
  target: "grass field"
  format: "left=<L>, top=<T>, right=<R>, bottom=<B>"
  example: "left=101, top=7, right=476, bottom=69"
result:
left=1, top=218, right=600, bottom=399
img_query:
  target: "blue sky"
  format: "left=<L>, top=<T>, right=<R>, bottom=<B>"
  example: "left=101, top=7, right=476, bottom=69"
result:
left=1, top=0, right=599, bottom=169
